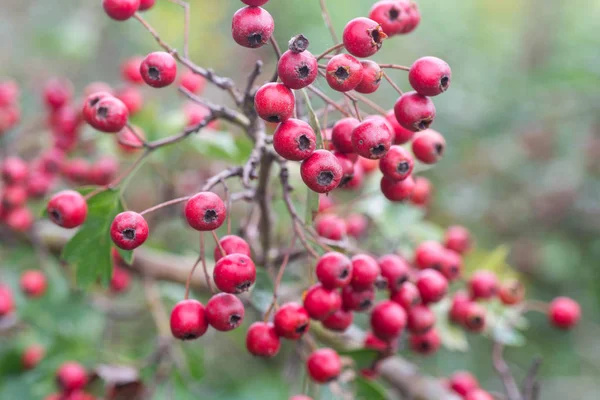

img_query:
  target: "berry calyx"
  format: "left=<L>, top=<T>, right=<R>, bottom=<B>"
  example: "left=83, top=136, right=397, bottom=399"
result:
left=300, top=150, right=343, bottom=193
left=254, top=83, right=295, bottom=123
left=548, top=297, right=581, bottom=329
left=47, top=190, right=88, bottom=229
left=370, top=300, right=407, bottom=341
left=184, top=192, right=226, bottom=231
left=140, top=52, right=178, bottom=88
left=315, top=252, right=353, bottom=289
left=231, top=6, right=274, bottom=48
left=110, top=211, right=149, bottom=250
left=342, top=17, right=388, bottom=58
left=379, top=145, right=414, bottom=181
left=412, top=129, right=446, bottom=164
left=409, top=56, right=451, bottom=97
left=341, top=285, right=375, bottom=312
left=325, top=54, right=363, bottom=92
left=351, top=116, right=394, bottom=159
left=170, top=299, right=208, bottom=340
left=394, top=91, right=436, bottom=132
left=56, top=361, right=88, bottom=393
left=306, top=348, right=341, bottom=383
left=246, top=322, right=281, bottom=357
left=213, top=254, right=256, bottom=294
left=273, top=302, right=311, bottom=339
left=273, top=118, right=317, bottom=161
left=303, top=283, right=342, bottom=321
left=214, top=235, right=252, bottom=262
left=102, top=0, right=141, bottom=21
left=205, top=293, right=245, bottom=331
left=380, top=175, right=415, bottom=202
left=277, top=49, right=318, bottom=90
left=84, top=94, right=129, bottom=133
left=20, top=270, right=47, bottom=298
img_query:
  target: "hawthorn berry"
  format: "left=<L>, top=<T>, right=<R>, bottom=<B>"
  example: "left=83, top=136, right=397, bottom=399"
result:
left=355, top=60, right=383, bottom=94
left=370, top=300, right=407, bottom=341
left=5, top=207, right=34, bottom=232
left=273, top=302, right=310, bottom=339
left=414, top=241, right=444, bottom=270
left=0, top=285, right=15, bottom=316
left=391, top=281, right=421, bottom=310
left=56, top=361, right=88, bottom=393
left=138, top=0, right=156, bottom=11
left=341, top=162, right=365, bottom=190
left=465, top=389, right=494, bottom=400
left=43, top=78, right=72, bottom=111
left=86, top=95, right=129, bottom=133
left=394, top=91, right=436, bottom=132
left=213, top=254, right=256, bottom=294
left=463, top=302, right=486, bottom=332
left=303, top=283, right=342, bottom=320
left=350, top=254, right=380, bottom=290
left=63, top=159, right=91, bottom=184
left=110, top=266, right=131, bottom=293
left=379, top=145, right=414, bottom=181
left=184, top=191, right=226, bottom=231
left=22, top=344, right=45, bottom=370
left=380, top=175, right=415, bottom=202
left=439, top=249, right=463, bottom=281
left=102, top=0, right=140, bottom=21
left=411, top=176, right=432, bottom=207
left=364, top=331, right=394, bottom=353
left=409, top=56, right=451, bottom=97
left=300, top=150, right=343, bottom=193
left=205, top=293, right=245, bottom=331
left=273, top=118, right=317, bottom=161
left=315, top=214, right=347, bottom=241
left=384, top=110, right=414, bottom=144
left=117, top=125, right=146, bottom=153
left=27, top=172, right=54, bottom=198
left=331, top=117, right=360, bottom=154
left=170, top=299, right=208, bottom=340
left=2, top=156, right=28, bottom=184
left=246, top=322, right=281, bottom=357
left=498, top=280, right=525, bottom=305
left=378, top=254, right=410, bottom=292
left=346, top=213, right=368, bottom=239
left=47, top=190, right=88, bottom=229
left=214, top=235, right=251, bottom=262
left=416, top=269, right=448, bottom=304
left=412, top=129, right=446, bottom=164
left=184, top=102, right=212, bottom=128
left=351, top=116, right=393, bottom=159
left=277, top=49, right=318, bottom=90
left=469, top=271, right=498, bottom=300
left=140, top=52, right=178, bottom=88
left=231, top=6, right=274, bottom=48
left=342, top=285, right=375, bottom=312
left=369, top=0, right=413, bottom=37
left=254, top=83, right=295, bottom=123
left=444, top=225, right=472, bottom=254
left=115, top=86, right=143, bottom=115
left=449, top=371, right=479, bottom=397
left=335, top=152, right=356, bottom=187
left=322, top=309, right=354, bottom=332
left=20, top=270, right=47, bottom=298
left=548, top=297, right=581, bottom=329
left=110, top=211, right=149, bottom=250
left=88, top=156, right=118, bottom=186
left=38, top=147, right=66, bottom=175
left=449, top=291, right=471, bottom=325
left=0, top=80, right=19, bottom=106
left=410, top=328, right=440, bottom=355
left=121, top=57, right=144, bottom=84
left=407, top=304, right=436, bottom=334
left=2, top=185, right=28, bottom=209
left=241, top=0, right=269, bottom=5
left=306, top=348, right=341, bottom=383
left=343, top=17, right=387, bottom=58
left=316, top=252, right=353, bottom=289
left=325, top=54, right=363, bottom=92
left=179, top=69, right=206, bottom=94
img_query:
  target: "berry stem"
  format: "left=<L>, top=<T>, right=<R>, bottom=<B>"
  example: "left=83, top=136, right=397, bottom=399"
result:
left=220, top=177, right=232, bottom=235
left=318, top=0, right=340, bottom=45
left=316, top=43, right=344, bottom=61
left=264, top=233, right=297, bottom=321
left=306, top=86, right=352, bottom=117
left=382, top=71, right=403, bottom=96
left=523, top=300, right=549, bottom=314
left=379, top=64, right=410, bottom=71
left=211, top=230, right=226, bottom=258
left=167, top=0, right=191, bottom=60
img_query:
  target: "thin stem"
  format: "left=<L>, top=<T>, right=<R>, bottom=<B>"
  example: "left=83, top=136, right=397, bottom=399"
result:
left=270, top=36, right=282, bottom=59
left=492, top=342, right=523, bottom=400
left=167, top=0, right=190, bottom=59
left=221, top=177, right=232, bottom=235
left=184, top=254, right=202, bottom=300
left=316, top=43, right=344, bottom=61
left=353, top=101, right=362, bottom=121
left=382, top=71, right=403, bottom=96
left=140, top=196, right=191, bottom=216
left=306, top=86, right=352, bottom=117
left=200, top=232, right=215, bottom=294
left=379, top=64, right=410, bottom=71
left=318, top=0, right=340, bottom=44
left=211, top=230, right=225, bottom=258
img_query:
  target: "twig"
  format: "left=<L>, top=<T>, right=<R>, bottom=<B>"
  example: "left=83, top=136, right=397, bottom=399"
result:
left=306, top=86, right=352, bottom=117
left=379, top=64, right=410, bottom=71
left=316, top=43, right=344, bottom=60
left=382, top=71, right=403, bottom=96
left=178, top=86, right=251, bottom=129
left=256, top=152, right=275, bottom=268
left=167, top=0, right=190, bottom=59
left=243, top=120, right=267, bottom=186
left=522, top=357, right=542, bottom=400
left=318, top=0, right=340, bottom=44
left=492, top=342, right=523, bottom=400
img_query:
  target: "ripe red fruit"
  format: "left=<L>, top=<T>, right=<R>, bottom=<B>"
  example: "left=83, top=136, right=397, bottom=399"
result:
left=394, top=91, right=436, bottom=132
left=62, top=159, right=91, bottom=184
left=410, top=176, right=432, bottom=207
left=465, top=389, right=494, bottom=400
left=0, top=80, right=19, bottom=106
left=303, top=283, right=342, bottom=320
left=351, top=116, right=393, bottom=159
left=412, top=129, right=446, bottom=164
left=548, top=297, right=581, bottom=329
left=498, top=280, right=525, bottom=305
left=379, top=145, right=414, bottom=181
left=38, top=147, right=66, bottom=175
left=170, top=299, right=208, bottom=340
left=117, top=125, right=145, bottom=153
left=346, top=213, right=368, bottom=239
left=416, top=269, right=448, bottom=304
left=138, top=0, right=156, bottom=11
left=391, top=282, right=421, bottom=310
left=205, top=293, right=245, bottom=331
left=56, top=361, right=88, bottom=393
left=322, top=309, right=354, bottom=332
left=254, top=83, right=295, bottom=123
left=231, top=6, right=274, bottom=48
left=103, top=0, right=140, bottom=21
left=341, top=285, right=375, bottom=312
left=380, top=175, right=415, bottom=201
left=463, top=302, right=486, bottom=332
left=385, top=110, right=415, bottom=144
left=241, top=0, right=269, bottom=5
left=184, top=192, right=226, bottom=231
left=315, top=214, right=347, bottom=241
left=364, top=331, right=394, bottom=353
left=20, top=270, right=47, bottom=298
left=110, top=211, right=149, bottom=250
left=378, top=254, right=410, bottom=292
left=47, top=190, right=88, bottom=229
left=2, top=185, right=28, bottom=209
left=370, top=300, right=407, bottom=341
left=410, top=329, right=441, bottom=355
left=121, top=57, right=144, bottom=84
left=335, top=152, right=356, bottom=187
left=449, top=371, right=479, bottom=396
left=290, top=396, right=312, bottom=400
left=22, top=344, right=45, bottom=370
left=278, top=49, right=318, bottom=90
left=110, top=266, right=131, bottom=293
left=449, top=291, right=471, bottom=325
left=140, top=52, right=178, bottom=88
left=27, top=172, right=54, bottom=198
left=2, top=156, right=28, bottom=185
left=469, top=271, right=498, bottom=300
left=274, top=302, right=311, bottom=339
left=115, top=86, right=143, bottom=115
left=439, top=249, right=463, bottom=281
left=273, top=118, right=316, bottom=161
left=444, top=225, right=472, bottom=254
left=343, top=17, right=387, bottom=58
left=213, top=254, right=256, bottom=294
left=407, top=304, right=436, bottom=334
left=307, top=348, right=341, bottom=383
left=355, top=60, right=383, bottom=94
left=325, top=54, right=363, bottom=92
left=87, top=95, right=129, bottom=133
left=246, top=322, right=280, bottom=357
left=43, top=78, right=72, bottom=111
left=183, top=102, right=215, bottom=128
left=214, top=235, right=251, bottom=262
left=88, top=156, right=118, bottom=186
left=331, top=117, right=360, bottom=154
left=409, top=57, right=451, bottom=97
left=316, top=252, right=353, bottom=289
left=350, top=254, right=380, bottom=290
left=0, top=285, right=15, bottom=316
left=301, top=150, right=343, bottom=193
left=5, top=207, right=34, bottom=232
left=414, top=241, right=444, bottom=270
left=369, top=0, right=413, bottom=37
left=179, top=69, right=206, bottom=94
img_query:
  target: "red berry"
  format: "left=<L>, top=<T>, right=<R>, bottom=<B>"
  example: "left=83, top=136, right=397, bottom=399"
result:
left=394, top=91, right=436, bottom=132
left=409, top=57, right=451, bottom=97
left=138, top=0, right=155, bottom=11
left=412, top=129, right=446, bottom=164
left=170, top=299, right=208, bottom=340
left=449, top=371, right=479, bottom=396
left=88, top=156, right=118, bottom=186
left=0, top=80, right=19, bottom=107
left=110, top=211, right=149, bottom=250
left=303, top=283, right=342, bottom=321
left=370, top=300, right=407, bottom=341
left=449, top=291, right=471, bottom=325
left=1, top=156, right=28, bottom=185
left=351, top=116, right=393, bottom=159
left=410, top=176, right=432, bottom=206
left=27, top=172, right=54, bottom=198
left=350, top=254, right=380, bottom=291
left=331, top=117, right=360, bottom=153
left=87, top=95, right=129, bottom=133
left=0, top=285, right=15, bottom=316
left=322, top=309, right=353, bottom=332
left=407, top=304, right=436, bottom=334
left=254, top=83, right=295, bottom=123
left=5, top=207, right=34, bottom=232
left=463, top=302, right=486, bottom=332
left=369, top=0, right=413, bottom=37
left=140, top=52, right=178, bottom=88
left=548, top=297, right=581, bottom=329
left=273, top=118, right=316, bottom=161
left=110, top=266, right=131, bottom=293
left=316, top=252, right=353, bottom=289
left=2, top=185, right=28, bottom=209
left=335, top=152, right=356, bottom=187
left=341, top=285, right=375, bottom=312
left=38, top=147, right=66, bottom=175
left=102, top=0, right=140, bottom=21
left=278, top=49, right=318, bottom=90
left=273, top=302, right=310, bottom=339
left=315, top=214, right=347, bottom=241
left=409, top=329, right=441, bottom=355
left=439, top=249, right=463, bottom=281
left=205, top=293, right=245, bottom=331
left=355, top=60, right=383, bottom=94
left=241, top=0, right=269, bottom=5
left=43, top=78, right=72, bottom=111
left=214, top=235, right=251, bottom=262
left=340, top=162, right=365, bottom=190
left=403, top=1, right=421, bottom=34
left=231, top=6, right=274, bottom=48
left=364, top=331, right=393, bottom=353
left=183, top=102, right=213, bottom=128
left=184, top=192, right=226, bottom=231
left=179, top=69, right=206, bottom=94
left=414, top=241, right=444, bottom=270
left=20, top=270, right=47, bottom=298
left=117, top=125, right=145, bottom=153
left=465, top=389, right=494, bottom=400
left=213, top=254, right=256, bottom=294
left=47, top=190, right=87, bottom=229
left=346, top=213, right=368, bottom=239
left=498, top=280, right=525, bottom=306
left=391, top=281, right=421, bottom=310
left=115, top=86, right=143, bottom=115
left=246, top=322, right=280, bottom=357
left=379, top=145, right=414, bottom=181
left=62, top=158, right=91, bottom=184
left=444, top=225, right=472, bottom=254
left=290, top=396, right=312, bottom=400
left=469, top=271, right=498, bottom=300
left=121, top=57, right=144, bottom=84
left=378, top=254, right=410, bottom=292
left=380, top=175, right=415, bottom=202
left=56, top=361, right=88, bottom=393
left=22, top=344, right=45, bottom=370
left=307, top=348, right=341, bottom=383
left=342, top=17, right=387, bottom=58
left=301, top=150, right=343, bottom=193
left=385, top=110, right=415, bottom=144
left=325, top=54, right=363, bottom=92
left=416, top=269, right=448, bottom=304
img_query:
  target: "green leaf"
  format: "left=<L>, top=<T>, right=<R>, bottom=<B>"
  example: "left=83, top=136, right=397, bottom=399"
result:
left=249, top=268, right=274, bottom=313
left=338, top=348, right=380, bottom=370
left=301, top=88, right=324, bottom=148
left=115, top=247, right=134, bottom=265
left=186, top=131, right=253, bottom=163
left=355, top=377, right=388, bottom=400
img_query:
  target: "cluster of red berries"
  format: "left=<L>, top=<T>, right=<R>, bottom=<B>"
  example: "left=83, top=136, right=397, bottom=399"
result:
left=45, top=361, right=94, bottom=400
left=0, top=80, right=21, bottom=136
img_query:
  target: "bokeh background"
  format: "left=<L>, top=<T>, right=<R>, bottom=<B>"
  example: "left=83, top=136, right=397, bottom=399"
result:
left=1, top=0, right=600, bottom=399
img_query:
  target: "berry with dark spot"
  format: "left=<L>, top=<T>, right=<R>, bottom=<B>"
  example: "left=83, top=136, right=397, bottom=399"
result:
left=88, top=156, right=118, bottom=186
left=331, top=117, right=360, bottom=153
left=355, top=60, right=383, bottom=94
left=140, top=52, right=178, bottom=88
left=409, top=56, right=451, bottom=97
left=2, top=185, right=28, bottom=209
left=184, top=192, right=226, bottom=231
left=273, top=118, right=317, bottom=161
left=86, top=95, right=129, bottom=133
left=439, top=249, right=463, bottom=281
left=322, top=309, right=353, bottom=332
left=370, top=300, right=407, bottom=341
left=394, top=91, right=436, bottom=132
left=213, top=254, right=256, bottom=294
left=449, top=291, right=471, bottom=325
left=241, top=0, right=269, bottom=5
left=498, top=280, right=525, bottom=305
left=463, top=302, right=486, bottom=332
left=102, top=0, right=140, bottom=21
left=0, top=80, right=19, bottom=107
left=409, top=329, right=440, bottom=355
left=342, top=285, right=375, bottom=312
left=4, top=207, right=34, bottom=232
left=303, top=283, right=342, bottom=321
left=449, top=371, right=479, bottom=397
left=342, top=17, right=388, bottom=58
left=412, top=129, right=446, bottom=164
left=325, top=54, right=363, bottom=92
left=369, top=0, right=413, bottom=37
left=315, top=214, right=347, bottom=241
left=346, top=213, right=369, bottom=239
left=316, top=252, right=353, bottom=289
left=469, top=271, right=498, bottom=300
left=416, top=269, right=448, bottom=304
left=407, top=304, right=436, bottom=334
left=378, top=254, right=410, bottom=292
left=548, top=297, right=581, bottom=329
left=277, top=49, right=318, bottom=90
left=20, top=270, right=47, bottom=298
left=170, top=299, right=208, bottom=340
left=110, top=211, right=149, bottom=250
left=385, top=110, right=415, bottom=144
left=231, top=6, right=274, bottom=48
left=214, top=235, right=251, bottom=262
left=350, top=254, right=380, bottom=290
left=205, top=293, right=245, bottom=331
left=300, top=150, right=343, bottom=193
left=254, top=83, right=295, bottom=123
left=391, top=281, right=421, bottom=310
left=414, top=241, right=444, bottom=270
left=380, top=175, right=415, bottom=202
left=379, top=145, right=414, bottom=180
left=246, top=322, right=280, bottom=357
left=334, top=152, right=356, bottom=187
left=1, top=156, right=28, bottom=185
left=307, top=348, right=341, bottom=383
left=274, top=302, right=311, bottom=339
left=351, top=116, right=393, bottom=159
left=47, top=190, right=88, bottom=229
left=56, top=361, right=88, bottom=393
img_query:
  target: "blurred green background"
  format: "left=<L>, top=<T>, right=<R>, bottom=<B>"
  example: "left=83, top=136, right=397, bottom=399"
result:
left=1, top=0, right=600, bottom=399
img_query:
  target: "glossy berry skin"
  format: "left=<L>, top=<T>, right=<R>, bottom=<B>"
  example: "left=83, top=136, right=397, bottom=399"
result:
left=121, top=57, right=144, bottom=84
left=351, top=116, right=393, bottom=159
left=43, top=78, right=72, bottom=111
left=370, top=300, right=407, bottom=341
left=409, top=57, right=451, bottom=97
left=439, top=249, right=463, bottom=281
left=407, top=304, right=436, bottom=334
left=300, top=150, right=343, bottom=193
left=449, top=371, right=479, bottom=397
left=315, top=214, right=347, bottom=241
left=213, top=254, right=256, bottom=294
left=350, top=254, right=380, bottom=291
left=110, top=266, right=130, bottom=293
left=307, top=348, right=341, bottom=383
left=241, top=0, right=269, bottom=5
left=469, top=271, right=498, bottom=300
left=394, top=91, right=436, bottom=132
left=274, top=302, right=310, bottom=339
left=465, top=389, right=494, bottom=400
left=102, top=0, right=140, bottom=21
left=341, top=285, right=374, bottom=312
left=369, top=0, right=413, bottom=37
left=22, top=344, right=45, bottom=370
left=316, top=252, right=353, bottom=289
left=278, top=50, right=318, bottom=90
left=2, top=157, right=28, bottom=184
left=416, top=269, right=448, bottom=304
left=498, top=280, right=525, bottom=305
left=138, top=0, right=156, bottom=11
left=0, top=285, right=15, bottom=316
left=355, top=60, right=383, bottom=94
left=170, top=299, right=208, bottom=340
left=343, top=17, right=387, bottom=58
left=20, top=270, right=47, bottom=298
left=412, top=129, right=446, bottom=164
left=379, top=145, right=414, bottom=181
left=380, top=175, right=415, bottom=202
left=410, top=329, right=441, bottom=355
left=303, top=283, right=342, bottom=321
left=231, top=6, right=274, bottom=48
left=140, top=52, right=177, bottom=88
left=463, top=302, right=486, bottom=332
left=391, top=282, right=421, bottom=310
left=378, top=254, right=410, bottom=292
left=214, top=235, right=251, bottom=262
left=325, top=54, right=363, bottom=92
left=331, top=117, right=360, bottom=153
left=273, top=119, right=316, bottom=161
left=205, top=293, right=245, bottom=331
left=449, top=291, right=471, bottom=325
left=322, top=309, right=353, bottom=332
left=115, top=86, right=143, bottom=115
left=87, top=96, right=129, bottom=133
left=385, top=110, right=414, bottom=144
left=246, top=322, right=280, bottom=357
left=254, top=83, right=295, bottom=123
left=47, top=190, right=87, bottom=229
left=56, top=362, right=88, bottom=393
left=414, top=241, right=444, bottom=270
left=110, top=211, right=149, bottom=250
left=549, top=297, right=581, bottom=329
left=185, top=192, right=226, bottom=231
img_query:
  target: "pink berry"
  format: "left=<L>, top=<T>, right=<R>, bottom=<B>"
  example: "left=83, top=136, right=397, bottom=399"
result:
left=412, top=129, right=446, bottom=164
left=274, top=302, right=311, bottom=339
left=370, top=300, right=407, bottom=341
left=315, top=214, right=347, bottom=241
left=88, top=156, right=118, bottom=186
left=469, top=271, right=498, bottom=300
left=2, top=185, right=28, bottom=209
left=140, top=52, right=178, bottom=88
left=439, top=249, right=463, bottom=281
left=0, top=80, right=19, bottom=107
left=410, top=329, right=440, bottom=355
left=121, top=57, right=144, bottom=84
left=444, top=225, right=472, bottom=254
left=273, top=118, right=316, bottom=161
left=87, top=95, right=129, bottom=133
left=170, top=299, right=208, bottom=340
left=306, top=348, right=341, bottom=383
left=303, top=283, right=342, bottom=321
left=331, top=117, right=360, bottom=154
left=342, top=285, right=375, bottom=312
left=117, top=125, right=146, bottom=153
left=5, top=207, right=34, bottom=232
left=102, top=0, right=141, bottom=21
left=316, top=252, right=353, bottom=289
left=394, top=91, right=436, bottom=132
left=214, top=235, right=251, bottom=262
left=391, top=281, right=421, bottom=310
left=43, top=78, right=72, bottom=111
left=351, top=116, right=393, bottom=159
left=231, top=6, right=274, bottom=48
left=110, top=211, right=149, bottom=250
left=213, top=254, right=256, bottom=294
left=184, top=192, right=226, bottom=231
left=322, top=309, right=354, bottom=332
left=110, top=266, right=131, bottom=293
left=355, top=60, right=383, bottom=94
left=465, top=389, right=494, bottom=400
left=414, top=241, right=444, bottom=270
left=380, top=175, right=415, bottom=202
left=0, top=285, right=15, bottom=316
left=115, top=86, right=143, bottom=115
left=369, top=0, right=413, bottom=37
left=179, top=69, right=206, bottom=94
left=205, top=293, right=245, bottom=331
left=350, top=254, right=380, bottom=291
left=20, top=270, right=47, bottom=298
left=1, top=156, right=28, bottom=185
left=346, top=213, right=369, bottom=239
left=409, top=56, right=451, bottom=97
left=449, top=371, right=479, bottom=396
left=300, top=150, right=343, bottom=193
left=47, top=190, right=87, bottom=229
left=342, top=17, right=387, bottom=58
left=254, top=83, right=295, bottom=123
left=278, top=49, right=318, bottom=90
left=407, top=304, right=436, bottom=334
left=138, top=0, right=156, bottom=11
left=325, top=54, right=363, bottom=92
left=246, top=322, right=280, bottom=357
left=463, top=302, right=486, bottom=332
left=498, top=280, right=525, bottom=306
left=416, top=269, right=448, bottom=304
left=548, top=297, right=581, bottom=329
left=56, top=362, right=88, bottom=393
left=379, top=145, right=414, bottom=181
left=449, top=291, right=471, bottom=325
left=378, top=254, right=410, bottom=292
left=22, top=344, right=45, bottom=370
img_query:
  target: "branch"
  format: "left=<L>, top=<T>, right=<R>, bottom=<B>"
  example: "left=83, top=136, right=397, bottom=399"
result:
left=522, top=356, right=542, bottom=400
left=318, top=0, right=340, bottom=44
left=492, top=342, right=523, bottom=400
